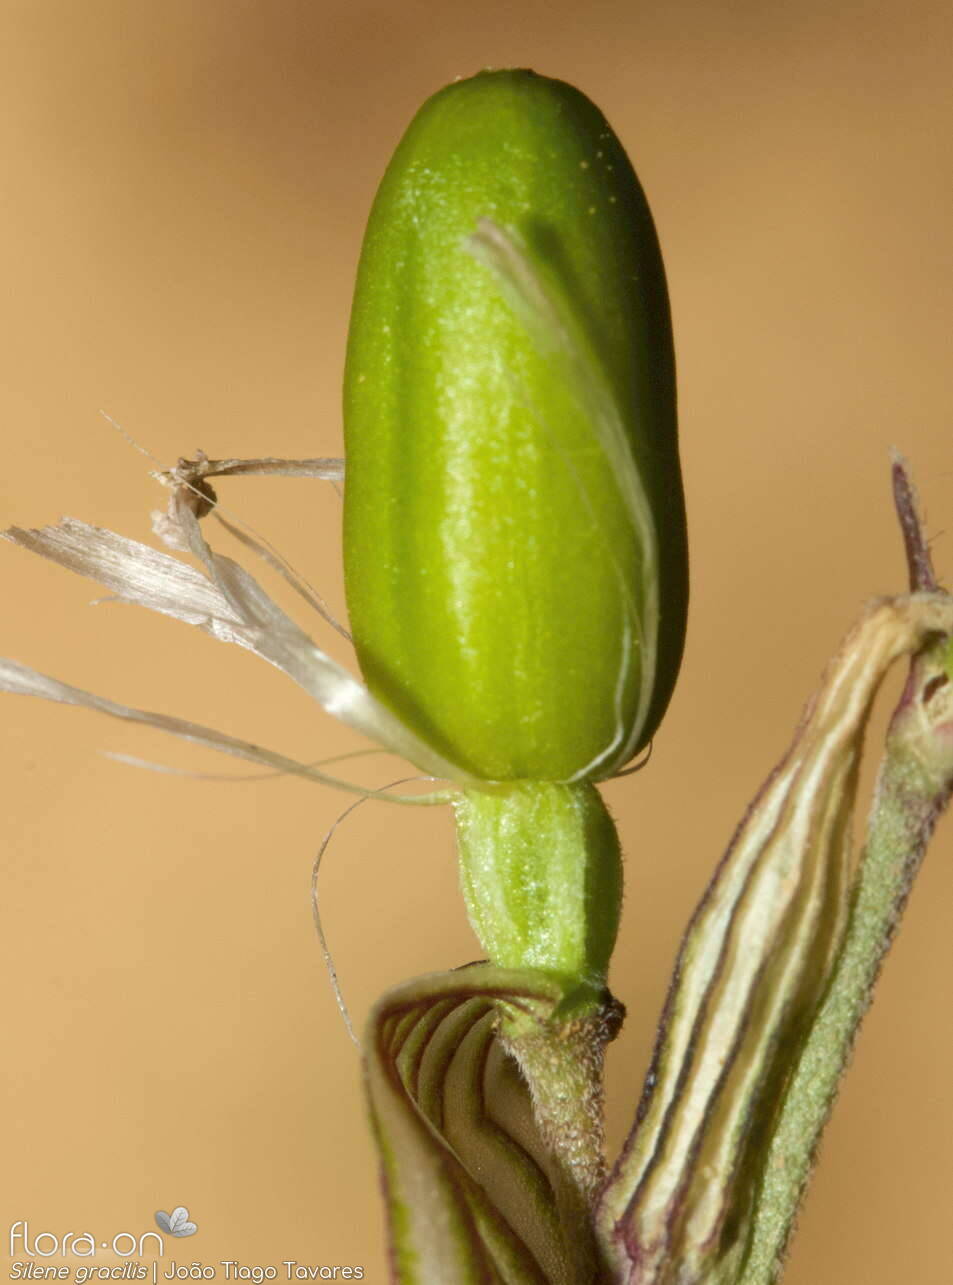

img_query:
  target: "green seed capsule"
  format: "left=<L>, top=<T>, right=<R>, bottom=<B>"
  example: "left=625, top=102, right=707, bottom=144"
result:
left=343, top=69, right=687, bottom=782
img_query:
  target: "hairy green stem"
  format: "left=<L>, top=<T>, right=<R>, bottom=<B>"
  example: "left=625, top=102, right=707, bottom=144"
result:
left=500, top=997, right=624, bottom=1281
left=454, top=782, right=625, bottom=1213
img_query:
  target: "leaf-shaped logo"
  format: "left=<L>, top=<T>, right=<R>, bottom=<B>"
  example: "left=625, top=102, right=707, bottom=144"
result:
left=154, top=1206, right=198, bottom=1238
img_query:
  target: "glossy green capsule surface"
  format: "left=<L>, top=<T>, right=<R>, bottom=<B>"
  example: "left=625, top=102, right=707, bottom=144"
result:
left=343, top=69, right=687, bottom=782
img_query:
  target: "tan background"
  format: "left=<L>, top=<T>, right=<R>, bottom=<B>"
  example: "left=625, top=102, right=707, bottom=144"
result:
left=1, top=3, right=951, bottom=1282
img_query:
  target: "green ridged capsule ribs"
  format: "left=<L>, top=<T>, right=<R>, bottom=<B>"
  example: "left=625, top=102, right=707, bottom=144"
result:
left=343, top=69, right=687, bottom=784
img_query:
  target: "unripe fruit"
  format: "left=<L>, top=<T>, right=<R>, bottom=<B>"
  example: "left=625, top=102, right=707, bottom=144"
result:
left=343, top=69, right=687, bottom=782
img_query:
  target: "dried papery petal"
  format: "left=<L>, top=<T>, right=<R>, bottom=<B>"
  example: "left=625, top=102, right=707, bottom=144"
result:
left=168, top=489, right=476, bottom=783
left=153, top=450, right=345, bottom=488
left=3, top=506, right=474, bottom=786
left=151, top=451, right=345, bottom=533
left=4, top=518, right=247, bottom=638
left=210, top=511, right=351, bottom=641
left=598, top=593, right=953, bottom=1285
left=152, top=451, right=350, bottom=638
left=0, top=656, right=447, bottom=799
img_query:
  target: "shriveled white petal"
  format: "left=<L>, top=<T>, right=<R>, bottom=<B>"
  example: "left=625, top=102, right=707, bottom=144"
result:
left=168, top=489, right=477, bottom=783
left=148, top=448, right=345, bottom=539
left=149, top=450, right=350, bottom=640
left=0, top=657, right=450, bottom=803
left=102, top=746, right=384, bottom=782
left=154, top=453, right=345, bottom=486
left=4, top=510, right=474, bottom=785
left=3, top=519, right=247, bottom=642
left=211, top=510, right=351, bottom=641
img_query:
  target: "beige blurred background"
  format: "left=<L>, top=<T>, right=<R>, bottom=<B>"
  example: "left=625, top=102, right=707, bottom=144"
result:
left=1, top=2, right=951, bottom=1282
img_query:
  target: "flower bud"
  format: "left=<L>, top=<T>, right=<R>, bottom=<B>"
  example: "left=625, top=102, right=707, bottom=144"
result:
left=343, top=69, right=687, bottom=782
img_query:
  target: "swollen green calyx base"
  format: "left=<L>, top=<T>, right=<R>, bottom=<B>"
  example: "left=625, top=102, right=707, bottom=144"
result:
left=454, top=781, right=623, bottom=1003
